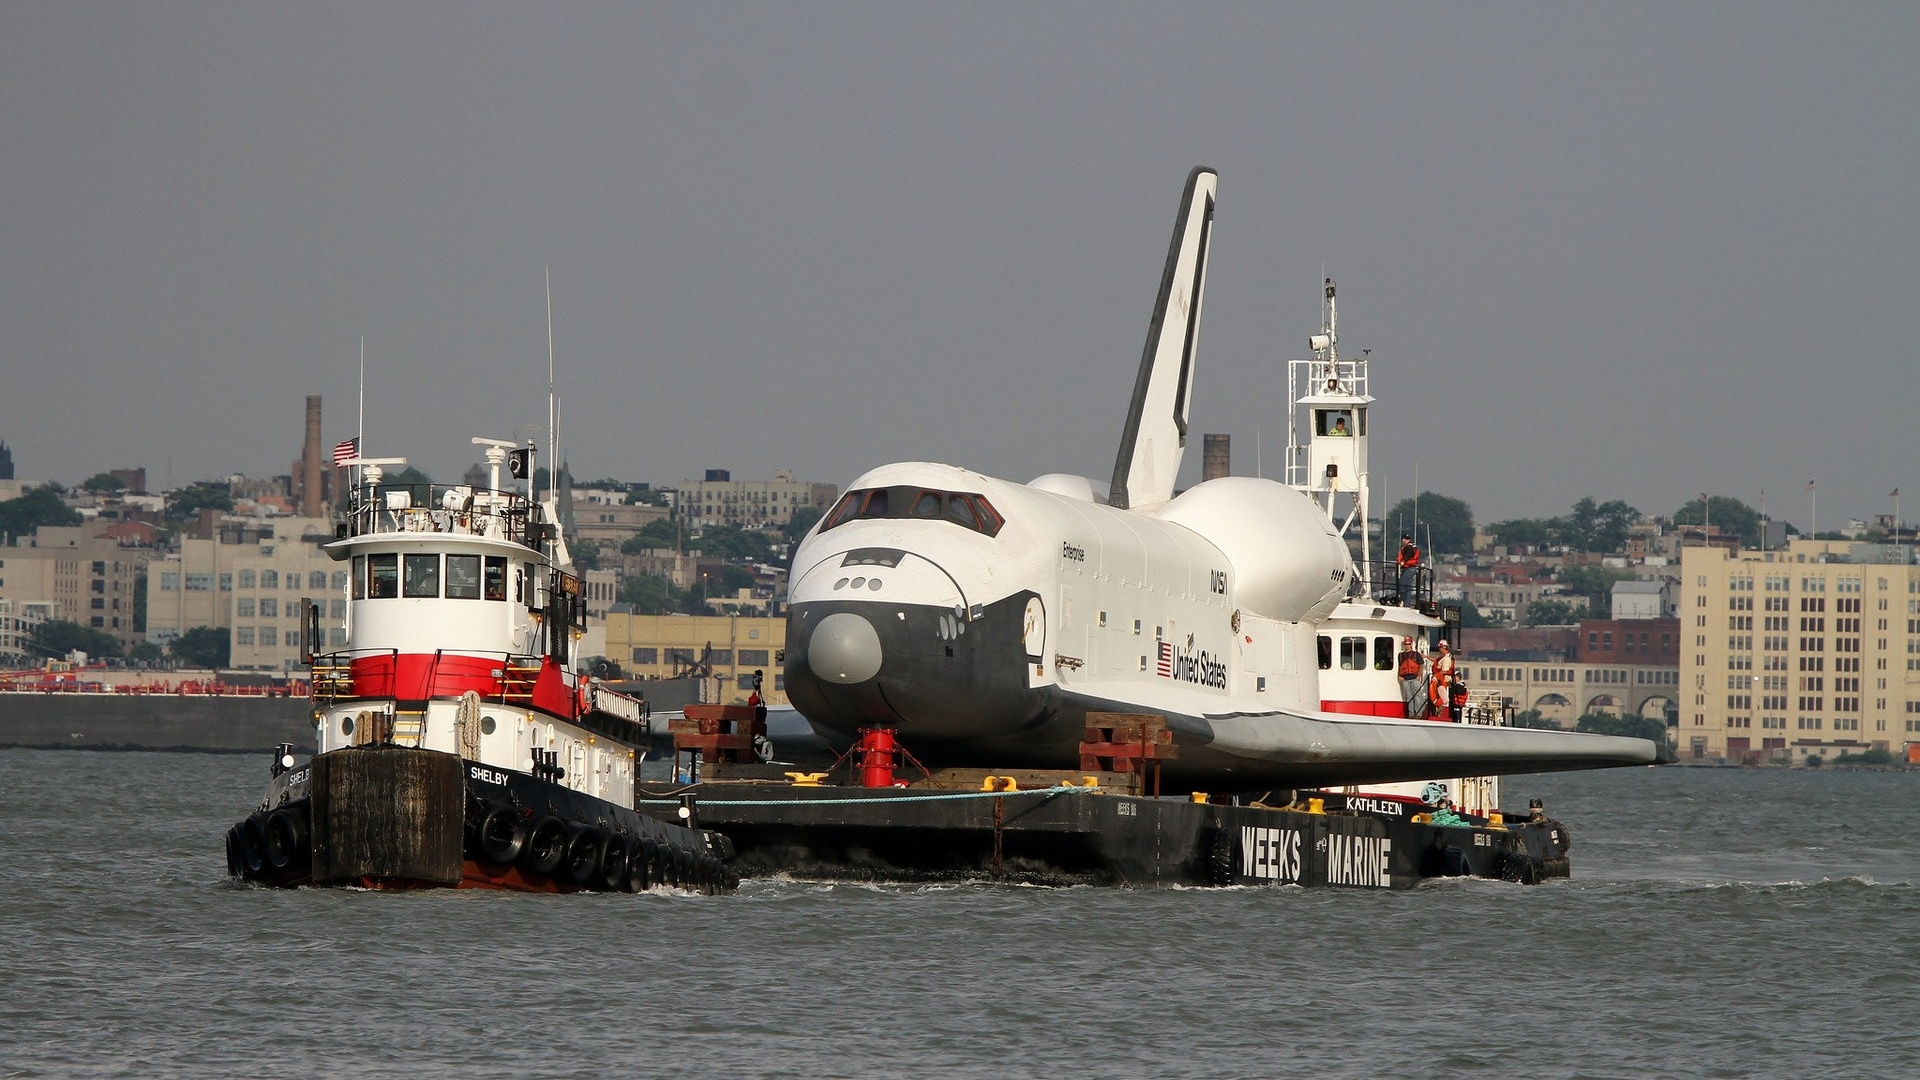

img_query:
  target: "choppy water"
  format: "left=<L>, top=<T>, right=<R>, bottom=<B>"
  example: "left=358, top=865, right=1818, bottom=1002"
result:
left=2, top=751, right=1917, bottom=1079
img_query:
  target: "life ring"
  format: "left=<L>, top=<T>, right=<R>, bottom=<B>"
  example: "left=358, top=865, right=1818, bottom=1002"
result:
left=520, top=816, right=568, bottom=878
left=264, top=805, right=311, bottom=872
left=563, top=825, right=606, bottom=886
left=473, top=804, right=527, bottom=867
left=597, top=833, right=631, bottom=892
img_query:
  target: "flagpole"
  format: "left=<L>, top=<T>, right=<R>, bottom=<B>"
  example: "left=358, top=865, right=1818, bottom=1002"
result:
left=1759, top=490, right=1767, bottom=552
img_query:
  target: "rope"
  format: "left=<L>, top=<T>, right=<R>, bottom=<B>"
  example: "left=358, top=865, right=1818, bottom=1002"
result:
left=634, top=785, right=1095, bottom=808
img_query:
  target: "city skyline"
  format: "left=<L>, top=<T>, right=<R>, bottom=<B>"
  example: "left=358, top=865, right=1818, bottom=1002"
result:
left=2, top=5, right=1914, bottom=527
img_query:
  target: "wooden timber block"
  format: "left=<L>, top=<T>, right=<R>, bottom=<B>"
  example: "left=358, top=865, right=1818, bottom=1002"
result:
left=310, top=746, right=464, bottom=887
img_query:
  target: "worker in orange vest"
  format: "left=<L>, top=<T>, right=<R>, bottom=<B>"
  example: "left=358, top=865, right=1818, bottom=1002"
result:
left=1395, top=534, right=1421, bottom=603
left=1396, top=636, right=1428, bottom=718
left=1428, top=669, right=1451, bottom=719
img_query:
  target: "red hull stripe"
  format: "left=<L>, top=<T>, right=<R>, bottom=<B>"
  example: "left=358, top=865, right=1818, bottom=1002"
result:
left=345, top=653, right=578, bottom=720
left=1320, top=700, right=1413, bottom=718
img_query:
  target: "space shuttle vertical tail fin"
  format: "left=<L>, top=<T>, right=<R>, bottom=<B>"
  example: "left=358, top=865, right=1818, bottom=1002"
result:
left=1109, top=166, right=1217, bottom=511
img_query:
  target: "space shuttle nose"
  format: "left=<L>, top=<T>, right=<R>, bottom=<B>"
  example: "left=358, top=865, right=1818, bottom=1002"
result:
left=808, top=612, right=884, bottom=685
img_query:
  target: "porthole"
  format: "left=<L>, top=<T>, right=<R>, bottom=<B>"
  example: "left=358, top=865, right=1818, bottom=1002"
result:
left=834, top=577, right=849, bottom=590
left=867, top=578, right=883, bottom=591
left=480, top=716, right=497, bottom=735
left=341, top=716, right=355, bottom=736
left=850, top=576, right=867, bottom=588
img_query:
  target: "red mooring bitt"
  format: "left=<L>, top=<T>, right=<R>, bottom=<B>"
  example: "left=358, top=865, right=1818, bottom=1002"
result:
left=856, top=726, right=899, bottom=788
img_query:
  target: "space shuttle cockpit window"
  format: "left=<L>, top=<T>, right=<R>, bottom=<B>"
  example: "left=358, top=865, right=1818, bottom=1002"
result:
left=819, top=486, right=1005, bottom=538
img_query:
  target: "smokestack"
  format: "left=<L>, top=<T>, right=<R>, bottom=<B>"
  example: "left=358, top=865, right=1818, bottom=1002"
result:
left=300, top=395, right=324, bottom=516
left=1202, top=433, right=1231, bottom=482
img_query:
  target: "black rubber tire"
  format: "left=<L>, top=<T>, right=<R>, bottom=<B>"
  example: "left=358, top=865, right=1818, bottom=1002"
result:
left=225, top=827, right=244, bottom=878
left=263, top=805, right=310, bottom=872
left=1206, top=828, right=1236, bottom=886
left=473, top=804, right=527, bottom=867
left=597, top=833, right=630, bottom=892
left=563, top=825, right=605, bottom=886
left=521, top=816, right=567, bottom=878
left=625, top=841, right=652, bottom=893
left=240, top=814, right=269, bottom=876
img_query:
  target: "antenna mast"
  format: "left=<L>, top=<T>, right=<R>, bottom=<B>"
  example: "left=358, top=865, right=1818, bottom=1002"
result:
left=545, top=267, right=556, bottom=503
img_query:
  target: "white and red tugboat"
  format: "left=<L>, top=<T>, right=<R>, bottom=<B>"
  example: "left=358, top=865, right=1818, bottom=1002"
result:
left=1285, top=280, right=1550, bottom=854
left=226, top=439, right=736, bottom=893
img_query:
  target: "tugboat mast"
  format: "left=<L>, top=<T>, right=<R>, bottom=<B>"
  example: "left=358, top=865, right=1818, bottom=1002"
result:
left=1284, top=277, right=1376, bottom=591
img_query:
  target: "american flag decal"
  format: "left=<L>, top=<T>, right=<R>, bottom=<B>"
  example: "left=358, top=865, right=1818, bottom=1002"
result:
left=331, top=437, right=358, bottom=466
left=1157, top=641, right=1174, bottom=677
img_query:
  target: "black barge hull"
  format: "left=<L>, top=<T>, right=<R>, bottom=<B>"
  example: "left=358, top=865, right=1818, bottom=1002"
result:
left=638, top=783, right=1571, bottom=889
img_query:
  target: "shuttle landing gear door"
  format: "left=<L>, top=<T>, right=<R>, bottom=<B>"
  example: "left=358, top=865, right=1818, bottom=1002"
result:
left=1022, top=595, right=1049, bottom=688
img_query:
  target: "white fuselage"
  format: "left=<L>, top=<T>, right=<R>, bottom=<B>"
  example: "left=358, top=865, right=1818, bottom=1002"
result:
left=784, top=462, right=1353, bottom=768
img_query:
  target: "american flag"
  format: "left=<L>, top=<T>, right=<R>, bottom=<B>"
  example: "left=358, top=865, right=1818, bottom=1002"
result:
left=1156, top=641, right=1174, bottom=677
left=331, top=437, right=358, bottom=466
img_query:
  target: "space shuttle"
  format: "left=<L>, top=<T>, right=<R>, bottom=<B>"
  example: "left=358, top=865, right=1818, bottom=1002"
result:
left=780, top=167, right=1662, bottom=790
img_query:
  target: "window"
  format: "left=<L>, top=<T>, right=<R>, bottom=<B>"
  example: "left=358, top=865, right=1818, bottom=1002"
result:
left=329, top=628, right=348, bottom=647
left=736, top=674, right=758, bottom=690
left=160, top=572, right=180, bottom=591
left=331, top=572, right=348, bottom=590
left=484, top=556, right=508, bottom=601
left=368, top=554, right=399, bottom=599
left=239, top=569, right=256, bottom=588
left=261, top=570, right=278, bottom=589
left=1317, top=635, right=1333, bottom=670
left=305, top=571, right=324, bottom=590
left=236, top=627, right=254, bottom=645
left=739, top=649, right=770, bottom=666
left=219, top=573, right=232, bottom=591
left=329, top=599, right=346, bottom=619
left=631, top=648, right=658, bottom=665
left=259, top=598, right=277, bottom=618
left=1373, top=636, right=1395, bottom=671
left=1339, top=636, right=1366, bottom=671
left=821, top=486, right=1005, bottom=537
left=286, top=630, right=300, bottom=647
left=709, top=649, right=734, bottom=665
left=403, top=554, right=439, bottom=598
left=287, top=573, right=300, bottom=591
left=351, top=556, right=366, bottom=599
left=237, top=598, right=256, bottom=617
left=186, top=573, right=211, bottom=592
left=445, top=555, right=482, bottom=599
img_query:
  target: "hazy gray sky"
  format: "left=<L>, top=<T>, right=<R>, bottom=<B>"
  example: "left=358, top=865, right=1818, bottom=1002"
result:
left=3, top=4, right=1914, bottom=530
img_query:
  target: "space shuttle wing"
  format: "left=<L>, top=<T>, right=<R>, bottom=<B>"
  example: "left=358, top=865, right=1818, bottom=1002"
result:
left=1196, top=711, right=1666, bottom=788
left=1110, top=166, right=1217, bottom=510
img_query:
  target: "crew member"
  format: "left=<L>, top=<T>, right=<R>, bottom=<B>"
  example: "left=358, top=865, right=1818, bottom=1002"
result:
left=1448, top=675, right=1468, bottom=723
left=1397, top=636, right=1427, bottom=718
left=1432, top=639, right=1455, bottom=681
left=1329, top=414, right=1352, bottom=436
left=1428, top=670, right=1451, bottom=719
left=1395, top=533, right=1421, bottom=602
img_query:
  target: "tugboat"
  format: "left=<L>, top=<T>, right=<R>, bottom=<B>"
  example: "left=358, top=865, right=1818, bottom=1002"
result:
left=225, top=438, right=736, bottom=893
left=1284, top=279, right=1569, bottom=877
